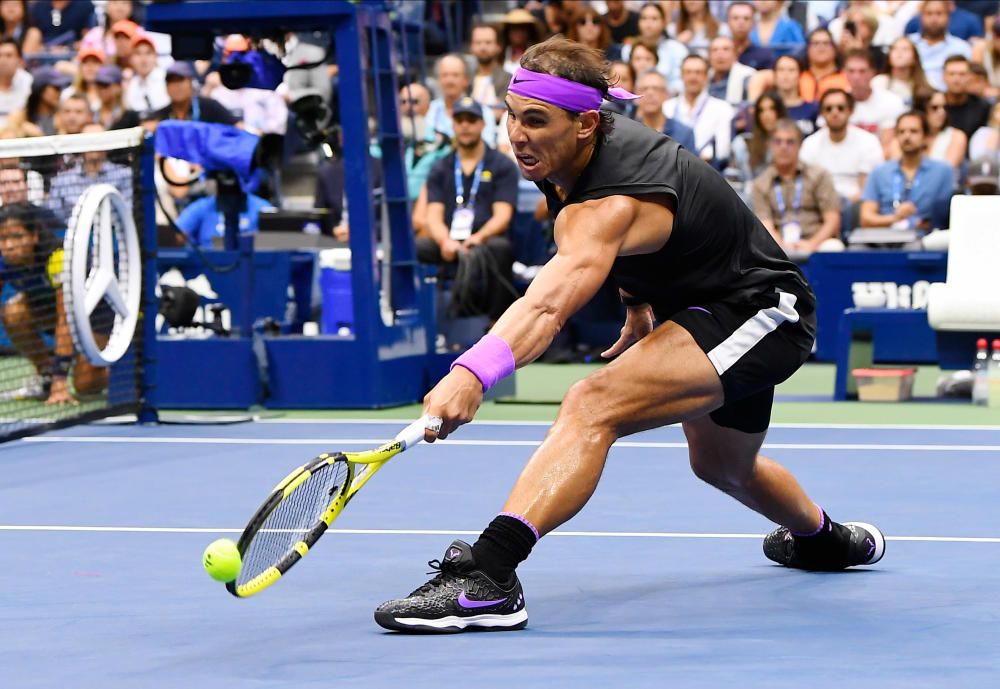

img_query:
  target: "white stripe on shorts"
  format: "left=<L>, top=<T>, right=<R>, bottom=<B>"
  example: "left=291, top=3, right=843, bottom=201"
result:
left=707, top=291, right=800, bottom=376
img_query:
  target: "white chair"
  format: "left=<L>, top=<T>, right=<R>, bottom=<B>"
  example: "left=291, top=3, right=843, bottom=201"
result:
left=927, top=195, right=1000, bottom=332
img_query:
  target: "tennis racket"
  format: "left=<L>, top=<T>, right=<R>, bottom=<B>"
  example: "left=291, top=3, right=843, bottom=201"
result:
left=225, top=416, right=436, bottom=598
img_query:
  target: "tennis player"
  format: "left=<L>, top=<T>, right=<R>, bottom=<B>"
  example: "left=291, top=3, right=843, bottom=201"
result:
left=375, top=37, right=885, bottom=633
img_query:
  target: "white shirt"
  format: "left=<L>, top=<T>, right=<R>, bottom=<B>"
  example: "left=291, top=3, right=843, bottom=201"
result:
left=126, top=67, right=170, bottom=114
left=799, top=125, right=884, bottom=200
left=0, top=69, right=32, bottom=126
left=910, top=33, right=972, bottom=91
left=663, top=90, right=735, bottom=162
left=850, top=88, right=907, bottom=136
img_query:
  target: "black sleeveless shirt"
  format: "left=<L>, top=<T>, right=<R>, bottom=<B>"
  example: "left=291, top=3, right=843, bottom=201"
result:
left=538, top=114, right=815, bottom=318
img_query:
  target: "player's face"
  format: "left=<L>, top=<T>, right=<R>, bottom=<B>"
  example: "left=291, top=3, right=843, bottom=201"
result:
left=505, top=94, right=584, bottom=182
left=0, top=220, right=36, bottom=266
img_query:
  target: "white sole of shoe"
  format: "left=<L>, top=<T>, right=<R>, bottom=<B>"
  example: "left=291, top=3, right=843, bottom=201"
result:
left=379, top=608, right=528, bottom=632
left=845, top=522, right=886, bottom=565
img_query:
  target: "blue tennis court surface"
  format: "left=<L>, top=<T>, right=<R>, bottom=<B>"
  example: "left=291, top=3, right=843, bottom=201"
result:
left=2, top=419, right=998, bottom=688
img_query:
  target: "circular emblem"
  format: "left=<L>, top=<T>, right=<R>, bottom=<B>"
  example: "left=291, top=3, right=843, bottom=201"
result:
left=63, top=184, right=142, bottom=366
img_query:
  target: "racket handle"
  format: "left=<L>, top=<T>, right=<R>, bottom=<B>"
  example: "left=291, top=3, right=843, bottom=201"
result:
left=395, top=415, right=438, bottom=450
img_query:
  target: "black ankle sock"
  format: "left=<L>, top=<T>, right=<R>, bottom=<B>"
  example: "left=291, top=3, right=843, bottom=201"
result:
left=793, top=511, right=849, bottom=567
left=471, top=514, right=538, bottom=584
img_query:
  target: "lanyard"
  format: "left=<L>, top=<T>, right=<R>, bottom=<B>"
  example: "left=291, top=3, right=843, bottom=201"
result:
left=454, top=155, right=485, bottom=208
left=892, top=168, right=918, bottom=208
left=774, top=174, right=803, bottom=221
left=191, top=96, right=201, bottom=122
left=674, top=94, right=709, bottom=128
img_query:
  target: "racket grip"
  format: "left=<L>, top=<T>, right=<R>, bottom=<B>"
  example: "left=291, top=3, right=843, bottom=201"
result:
left=396, top=415, right=434, bottom=450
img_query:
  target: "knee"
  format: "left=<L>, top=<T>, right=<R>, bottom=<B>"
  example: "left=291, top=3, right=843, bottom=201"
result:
left=688, top=448, right=755, bottom=492
left=559, top=372, right=620, bottom=441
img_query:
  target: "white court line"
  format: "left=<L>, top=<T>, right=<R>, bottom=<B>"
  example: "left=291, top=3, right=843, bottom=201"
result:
left=20, top=436, right=1000, bottom=452
left=0, top=525, right=997, bottom=543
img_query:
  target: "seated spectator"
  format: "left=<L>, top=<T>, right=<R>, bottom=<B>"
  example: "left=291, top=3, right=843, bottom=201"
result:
left=859, top=111, right=955, bottom=233
left=46, top=122, right=132, bottom=222
left=800, top=89, right=884, bottom=209
left=970, top=18, right=1000, bottom=101
left=771, top=55, right=818, bottom=136
left=468, top=23, right=511, bottom=125
left=968, top=100, right=1000, bottom=162
left=833, top=7, right=887, bottom=73
left=635, top=69, right=697, bottom=152
left=174, top=182, right=274, bottom=248
left=29, top=0, right=95, bottom=51
left=0, top=36, right=31, bottom=128
left=80, top=0, right=135, bottom=61
left=153, top=62, right=241, bottom=126
left=125, top=32, right=168, bottom=117
left=0, top=162, right=59, bottom=227
left=731, top=90, right=786, bottom=181
left=726, top=1, right=774, bottom=70
left=619, top=3, right=688, bottom=95
left=566, top=7, right=619, bottom=62
left=799, top=27, right=849, bottom=102
left=904, top=0, right=983, bottom=42
left=844, top=49, right=907, bottom=154
left=425, top=54, right=496, bottom=146
left=751, top=118, right=843, bottom=256
left=663, top=54, right=735, bottom=167
left=64, top=44, right=104, bottom=111
left=828, top=2, right=898, bottom=52
left=871, top=36, right=933, bottom=107
left=626, top=37, right=660, bottom=86
left=0, top=0, right=42, bottom=57
left=10, top=65, right=67, bottom=135
left=943, top=55, right=990, bottom=140
left=670, top=0, right=720, bottom=57
left=967, top=62, right=991, bottom=102
left=605, top=60, right=639, bottom=118
left=910, top=90, right=967, bottom=168
left=707, top=35, right=756, bottom=106
left=55, top=92, right=93, bottom=134
left=398, top=82, right=448, bottom=202
left=750, top=0, right=805, bottom=59
left=967, top=157, right=999, bottom=195
left=908, top=0, right=971, bottom=92
left=94, top=65, right=140, bottom=130
left=418, top=97, right=518, bottom=322
left=106, top=19, right=139, bottom=71
left=500, top=8, right=544, bottom=75
left=603, top=0, right=640, bottom=46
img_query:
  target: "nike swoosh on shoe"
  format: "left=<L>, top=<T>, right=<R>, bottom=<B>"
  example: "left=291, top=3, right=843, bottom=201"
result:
left=457, top=591, right=508, bottom=609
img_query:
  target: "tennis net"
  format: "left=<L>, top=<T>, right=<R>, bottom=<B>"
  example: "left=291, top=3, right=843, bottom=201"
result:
left=0, top=127, right=149, bottom=440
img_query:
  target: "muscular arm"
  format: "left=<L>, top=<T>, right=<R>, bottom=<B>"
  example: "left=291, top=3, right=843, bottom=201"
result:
left=488, top=197, right=636, bottom=366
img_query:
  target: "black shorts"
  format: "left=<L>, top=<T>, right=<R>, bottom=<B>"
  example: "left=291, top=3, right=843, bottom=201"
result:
left=665, top=289, right=816, bottom=434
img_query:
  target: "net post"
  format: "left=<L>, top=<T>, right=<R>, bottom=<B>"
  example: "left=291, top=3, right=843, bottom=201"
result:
left=138, top=133, right=159, bottom=424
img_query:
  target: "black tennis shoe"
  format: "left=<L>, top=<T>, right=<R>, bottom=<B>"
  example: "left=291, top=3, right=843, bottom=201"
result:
left=374, top=540, right=528, bottom=633
left=763, top=518, right=885, bottom=571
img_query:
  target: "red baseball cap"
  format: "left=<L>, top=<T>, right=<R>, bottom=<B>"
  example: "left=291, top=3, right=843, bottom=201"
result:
left=112, top=20, right=140, bottom=38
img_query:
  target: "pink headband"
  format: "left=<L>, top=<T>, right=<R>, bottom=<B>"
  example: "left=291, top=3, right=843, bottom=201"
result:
left=507, top=66, right=640, bottom=113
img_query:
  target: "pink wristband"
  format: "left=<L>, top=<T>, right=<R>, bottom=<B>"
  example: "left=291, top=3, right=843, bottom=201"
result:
left=450, top=334, right=516, bottom=392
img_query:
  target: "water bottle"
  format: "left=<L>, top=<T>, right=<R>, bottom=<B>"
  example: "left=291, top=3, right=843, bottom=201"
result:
left=972, top=338, right=989, bottom=406
left=989, top=339, right=1000, bottom=408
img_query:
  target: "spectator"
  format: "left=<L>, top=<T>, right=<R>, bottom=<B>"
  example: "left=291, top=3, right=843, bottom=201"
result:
left=500, top=8, right=544, bottom=74
left=968, top=100, right=1000, bottom=162
left=627, top=37, right=660, bottom=81
left=566, top=7, right=618, bottom=62
left=0, top=36, right=30, bottom=128
left=174, top=182, right=274, bottom=248
left=29, top=0, right=95, bottom=50
left=800, top=88, right=884, bottom=208
left=604, top=59, right=638, bottom=118
left=153, top=62, right=240, bottom=126
left=204, top=39, right=287, bottom=137
left=942, top=55, right=990, bottom=140
left=726, top=1, right=774, bottom=70
left=425, top=53, right=496, bottom=146
left=46, top=122, right=132, bottom=222
left=635, top=69, right=697, bottom=152
left=0, top=163, right=58, bottom=227
left=966, top=61, right=990, bottom=101
left=750, top=0, right=805, bottom=59
left=909, top=0, right=971, bottom=92
left=619, top=3, right=689, bottom=95
left=65, top=44, right=104, bottom=111
left=80, top=0, right=134, bottom=62
left=530, top=0, right=572, bottom=38
left=913, top=90, right=967, bottom=168
left=664, top=54, right=735, bottom=167
left=106, top=18, right=139, bottom=71
left=827, top=2, right=898, bottom=49
left=0, top=0, right=41, bottom=57
left=970, top=18, right=1000, bottom=101
left=419, top=97, right=517, bottom=322
left=125, top=32, right=168, bottom=116
left=772, top=54, right=818, bottom=136
left=670, top=0, right=720, bottom=56
left=468, top=23, right=510, bottom=125
left=94, top=64, right=140, bottom=130
left=844, top=49, right=906, bottom=153
left=10, top=66, right=67, bottom=135
left=399, top=81, right=449, bottom=220
left=860, top=111, right=955, bottom=232
left=732, top=90, right=787, bottom=180
left=832, top=6, right=887, bottom=73
left=603, top=0, right=640, bottom=46
left=871, top=36, right=933, bottom=106
left=707, top=35, right=757, bottom=106
left=904, top=0, right=984, bottom=41
left=967, top=156, right=1000, bottom=194
left=799, top=27, right=849, bottom=102
left=751, top=118, right=843, bottom=256
left=55, top=92, right=92, bottom=134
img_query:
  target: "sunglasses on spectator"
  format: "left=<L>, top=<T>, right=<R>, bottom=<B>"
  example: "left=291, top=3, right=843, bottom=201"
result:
left=822, top=103, right=848, bottom=112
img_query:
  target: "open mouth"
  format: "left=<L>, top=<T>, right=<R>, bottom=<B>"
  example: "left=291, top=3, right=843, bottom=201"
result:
left=516, top=154, right=539, bottom=169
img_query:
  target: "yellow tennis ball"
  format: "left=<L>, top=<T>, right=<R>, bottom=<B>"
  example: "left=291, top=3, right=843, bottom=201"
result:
left=203, top=538, right=241, bottom=583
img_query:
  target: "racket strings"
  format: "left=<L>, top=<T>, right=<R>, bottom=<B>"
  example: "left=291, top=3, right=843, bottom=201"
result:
left=237, top=461, right=350, bottom=584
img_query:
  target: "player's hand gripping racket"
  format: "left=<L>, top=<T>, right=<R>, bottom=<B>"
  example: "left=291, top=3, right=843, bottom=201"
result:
left=225, top=416, right=438, bottom=598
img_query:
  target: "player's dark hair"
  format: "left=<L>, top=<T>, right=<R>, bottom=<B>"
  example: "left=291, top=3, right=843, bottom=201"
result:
left=520, top=36, right=616, bottom=136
